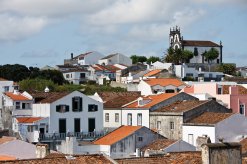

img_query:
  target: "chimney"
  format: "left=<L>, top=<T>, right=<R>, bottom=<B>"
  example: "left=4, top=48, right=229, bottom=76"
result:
left=44, top=86, right=50, bottom=93
left=13, top=89, right=19, bottom=95
left=201, top=142, right=241, bottom=164
left=196, top=135, right=211, bottom=151
left=36, top=144, right=50, bottom=158
left=208, top=97, right=216, bottom=101
left=71, top=53, right=74, bottom=59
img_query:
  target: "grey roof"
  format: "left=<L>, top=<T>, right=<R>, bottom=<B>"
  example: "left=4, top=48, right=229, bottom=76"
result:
left=101, top=53, right=118, bottom=60
left=0, top=140, right=36, bottom=159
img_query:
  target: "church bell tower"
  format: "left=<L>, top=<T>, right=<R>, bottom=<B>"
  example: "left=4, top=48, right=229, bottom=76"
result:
left=169, top=26, right=182, bottom=49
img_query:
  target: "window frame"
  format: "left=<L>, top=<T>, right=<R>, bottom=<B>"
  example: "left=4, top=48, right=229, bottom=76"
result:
left=105, top=113, right=109, bottom=122
left=115, top=113, right=119, bottom=122
left=72, top=97, right=82, bottom=112
left=137, top=113, right=142, bottom=126
left=16, top=102, right=20, bottom=109
left=127, top=113, right=132, bottom=126
left=88, top=104, right=98, bottom=112
left=170, top=121, right=174, bottom=130
left=240, top=104, right=245, bottom=115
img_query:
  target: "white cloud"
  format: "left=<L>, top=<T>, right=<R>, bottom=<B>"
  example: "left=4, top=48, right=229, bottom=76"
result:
left=0, top=14, right=47, bottom=41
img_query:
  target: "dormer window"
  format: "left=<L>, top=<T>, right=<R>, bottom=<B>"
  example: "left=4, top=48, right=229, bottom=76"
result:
left=72, top=97, right=82, bottom=112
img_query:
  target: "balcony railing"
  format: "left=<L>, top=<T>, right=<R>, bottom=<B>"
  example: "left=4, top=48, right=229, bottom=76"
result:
left=39, top=131, right=106, bottom=141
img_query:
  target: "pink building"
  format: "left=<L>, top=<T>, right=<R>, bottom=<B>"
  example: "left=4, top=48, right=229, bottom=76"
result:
left=183, top=83, right=247, bottom=116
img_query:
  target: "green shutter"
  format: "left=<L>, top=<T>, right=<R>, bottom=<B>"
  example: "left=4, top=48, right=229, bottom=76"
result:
left=79, top=97, right=83, bottom=111
left=56, top=105, right=60, bottom=112
left=66, top=105, right=69, bottom=112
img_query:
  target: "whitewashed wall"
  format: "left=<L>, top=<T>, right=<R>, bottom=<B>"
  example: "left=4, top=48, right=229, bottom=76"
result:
left=103, top=109, right=122, bottom=128
left=121, top=109, right=149, bottom=128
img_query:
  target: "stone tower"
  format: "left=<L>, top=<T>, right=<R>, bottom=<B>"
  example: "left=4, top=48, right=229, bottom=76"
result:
left=169, top=26, right=183, bottom=49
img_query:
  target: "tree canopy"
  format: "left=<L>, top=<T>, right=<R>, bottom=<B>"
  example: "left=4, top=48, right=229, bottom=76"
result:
left=217, top=63, right=236, bottom=75
left=130, top=55, right=147, bottom=64
left=203, top=48, right=219, bottom=63
left=164, top=48, right=193, bottom=64
left=146, top=56, right=160, bottom=64
left=0, top=64, right=66, bottom=84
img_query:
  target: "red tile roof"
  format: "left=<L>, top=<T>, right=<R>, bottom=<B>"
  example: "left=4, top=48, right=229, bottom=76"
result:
left=186, top=112, right=234, bottom=124
left=240, top=138, right=247, bottom=155
left=5, top=92, right=31, bottom=101
left=0, top=136, right=16, bottom=145
left=182, top=40, right=220, bottom=47
left=141, top=139, right=177, bottom=151
left=30, top=91, right=71, bottom=103
left=153, top=100, right=208, bottom=113
left=116, top=151, right=202, bottom=164
left=124, top=93, right=177, bottom=108
left=0, top=155, right=16, bottom=161
left=2, top=154, right=113, bottom=163
left=93, top=126, right=142, bottom=145
left=0, top=77, right=8, bottom=81
left=223, top=85, right=247, bottom=95
left=16, top=117, right=44, bottom=123
left=144, top=78, right=184, bottom=87
left=143, top=70, right=162, bottom=77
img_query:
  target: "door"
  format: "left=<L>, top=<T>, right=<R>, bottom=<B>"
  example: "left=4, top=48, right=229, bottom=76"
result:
left=88, top=118, right=95, bottom=132
left=74, top=118, right=80, bottom=133
left=59, top=119, right=66, bottom=133
left=39, top=128, right=45, bottom=134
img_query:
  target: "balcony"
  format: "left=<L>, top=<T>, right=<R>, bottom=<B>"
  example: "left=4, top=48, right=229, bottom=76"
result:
left=39, top=131, right=106, bottom=142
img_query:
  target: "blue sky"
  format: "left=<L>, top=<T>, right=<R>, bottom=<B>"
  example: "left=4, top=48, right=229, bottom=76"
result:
left=0, top=0, right=246, bottom=67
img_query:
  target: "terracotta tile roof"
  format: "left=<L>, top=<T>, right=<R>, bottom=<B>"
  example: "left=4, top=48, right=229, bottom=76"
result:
left=3, top=154, right=113, bottom=164
left=16, top=117, right=44, bottom=124
left=223, top=85, right=247, bottom=94
left=141, top=139, right=177, bottom=151
left=30, top=91, right=71, bottom=103
left=0, top=77, right=8, bottom=81
left=186, top=112, right=234, bottom=124
left=116, top=151, right=202, bottom=164
left=104, top=95, right=140, bottom=108
left=0, top=136, right=16, bottom=145
left=153, top=100, right=208, bottom=113
left=124, top=93, right=178, bottom=108
left=93, top=126, right=142, bottom=145
left=144, top=78, right=185, bottom=87
left=74, top=52, right=93, bottom=60
left=5, top=92, right=31, bottom=101
left=0, top=155, right=16, bottom=161
left=182, top=40, right=220, bottom=47
left=240, top=138, right=247, bottom=155
left=143, top=70, right=162, bottom=77
left=98, top=92, right=141, bottom=103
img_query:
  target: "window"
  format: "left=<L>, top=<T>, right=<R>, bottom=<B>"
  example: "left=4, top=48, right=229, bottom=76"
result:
left=3, top=86, right=9, bottom=92
left=66, top=74, right=70, bottom=78
left=88, top=104, right=98, bottom=112
left=127, top=113, right=132, bottom=125
left=240, top=104, right=245, bottom=115
left=72, top=97, right=82, bottom=112
left=115, top=113, right=119, bottom=122
left=80, top=73, right=85, bottom=78
left=56, top=105, right=69, bottom=113
left=105, top=113, right=109, bottom=122
left=16, top=102, right=20, bottom=109
left=138, top=136, right=143, bottom=142
left=74, top=118, right=80, bottom=133
left=170, top=121, right=174, bottom=130
left=137, top=113, right=142, bottom=126
left=186, top=73, right=193, bottom=77
left=209, top=74, right=213, bottom=78
left=157, top=121, right=161, bottom=130
left=22, top=103, right=31, bottom=109
left=120, top=142, right=124, bottom=152
left=218, top=87, right=222, bottom=94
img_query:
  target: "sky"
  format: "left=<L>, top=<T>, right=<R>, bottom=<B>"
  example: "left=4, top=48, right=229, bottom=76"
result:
left=0, top=0, right=246, bottom=67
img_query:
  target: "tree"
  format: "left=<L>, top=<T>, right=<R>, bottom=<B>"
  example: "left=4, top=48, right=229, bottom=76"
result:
left=19, top=78, right=56, bottom=92
left=164, top=48, right=193, bottom=64
left=130, top=55, right=147, bottom=64
left=217, top=63, right=236, bottom=75
left=147, top=56, right=160, bottom=64
left=203, top=48, right=219, bottom=63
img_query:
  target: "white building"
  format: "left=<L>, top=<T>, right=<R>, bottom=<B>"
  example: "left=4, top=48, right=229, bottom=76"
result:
left=62, top=69, right=89, bottom=84
left=98, top=53, right=132, bottom=66
left=17, top=91, right=105, bottom=143
left=0, top=78, right=18, bottom=109
left=169, top=26, right=223, bottom=64
left=174, top=64, right=224, bottom=81
left=183, top=112, right=247, bottom=146
left=138, top=78, right=185, bottom=95
left=64, top=51, right=105, bottom=66
left=3, top=90, right=33, bottom=116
